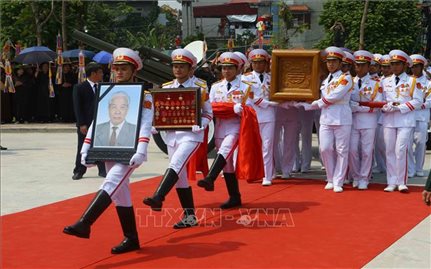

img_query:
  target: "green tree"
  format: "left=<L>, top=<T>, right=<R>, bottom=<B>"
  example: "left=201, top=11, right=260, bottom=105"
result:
left=1, top=0, right=180, bottom=52
left=272, top=1, right=309, bottom=49
left=317, top=0, right=422, bottom=54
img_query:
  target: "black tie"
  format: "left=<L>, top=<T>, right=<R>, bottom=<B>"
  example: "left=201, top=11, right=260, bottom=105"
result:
left=179, top=84, right=184, bottom=88
left=227, top=82, right=231, bottom=91
left=358, top=79, right=362, bottom=89
left=328, top=74, right=333, bottom=83
left=93, top=83, right=98, bottom=93
left=395, top=76, right=400, bottom=85
left=259, top=74, right=264, bottom=83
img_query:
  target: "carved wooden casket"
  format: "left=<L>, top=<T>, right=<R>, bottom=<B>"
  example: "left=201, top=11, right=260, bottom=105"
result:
left=270, top=50, right=322, bottom=102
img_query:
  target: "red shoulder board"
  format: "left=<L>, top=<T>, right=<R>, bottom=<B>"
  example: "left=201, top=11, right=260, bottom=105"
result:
left=340, top=79, right=348, bottom=85
left=143, top=100, right=152, bottom=109
left=416, top=82, right=423, bottom=89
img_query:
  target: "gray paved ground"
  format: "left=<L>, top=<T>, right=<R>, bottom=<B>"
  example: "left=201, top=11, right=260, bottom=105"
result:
left=1, top=123, right=430, bottom=268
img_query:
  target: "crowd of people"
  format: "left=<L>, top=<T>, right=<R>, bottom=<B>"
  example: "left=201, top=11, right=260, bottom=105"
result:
left=0, top=61, right=111, bottom=124
left=58, top=45, right=430, bottom=255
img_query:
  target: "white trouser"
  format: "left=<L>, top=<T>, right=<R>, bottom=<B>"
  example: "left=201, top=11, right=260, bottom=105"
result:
left=384, top=127, right=413, bottom=186
left=168, top=141, right=200, bottom=188
left=349, top=128, right=376, bottom=182
left=101, top=162, right=135, bottom=207
left=299, top=110, right=314, bottom=171
left=314, top=110, right=323, bottom=165
left=373, top=124, right=386, bottom=172
left=274, top=118, right=300, bottom=176
left=259, top=121, right=275, bottom=181
left=408, top=121, right=428, bottom=175
left=215, top=134, right=239, bottom=173
left=319, top=124, right=351, bottom=187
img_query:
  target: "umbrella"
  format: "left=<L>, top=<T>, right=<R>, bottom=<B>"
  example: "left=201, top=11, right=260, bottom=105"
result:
left=14, top=46, right=56, bottom=64
left=92, top=51, right=113, bottom=64
left=62, top=49, right=95, bottom=58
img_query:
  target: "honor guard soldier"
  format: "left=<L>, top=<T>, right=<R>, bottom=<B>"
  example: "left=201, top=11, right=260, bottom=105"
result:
left=373, top=54, right=391, bottom=174
left=197, top=52, right=253, bottom=208
left=349, top=50, right=383, bottom=189
left=64, top=48, right=154, bottom=254
left=407, top=54, right=431, bottom=177
left=143, top=49, right=213, bottom=228
left=242, top=49, right=277, bottom=185
left=341, top=51, right=355, bottom=75
left=381, top=50, right=423, bottom=192
left=297, top=46, right=353, bottom=192
left=380, top=55, right=392, bottom=79
left=370, top=54, right=382, bottom=80
left=234, top=51, right=249, bottom=75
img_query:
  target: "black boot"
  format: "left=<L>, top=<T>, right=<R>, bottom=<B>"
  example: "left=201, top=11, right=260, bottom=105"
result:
left=143, top=168, right=178, bottom=211
left=220, top=173, right=242, bottom=209
left=173, top=187, right=198, bottom=229
left=197, top=154, right=227, bottom=191
left=111, top=206, right=140, bottom=254
left=63, top=190, right=111, bottom=238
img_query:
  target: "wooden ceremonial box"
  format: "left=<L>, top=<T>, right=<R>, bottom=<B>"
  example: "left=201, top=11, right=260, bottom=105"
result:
left=270, top=50, right=321, bottom=102
left=152, top=87, right=201, bottom=130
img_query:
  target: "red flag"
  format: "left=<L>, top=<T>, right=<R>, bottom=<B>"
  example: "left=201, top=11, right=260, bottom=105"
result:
left=187, top=127, right=209, bottom=181
left=211, top=102, right=264, bottom=181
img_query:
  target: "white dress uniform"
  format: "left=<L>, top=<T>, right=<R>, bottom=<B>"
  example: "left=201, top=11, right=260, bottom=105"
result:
left=210, top=76, right=253, bottom=173
left=317, top=69, right=353, bottom=190
left=381, top=50, right=424, bottom=192
left=64, top=47, right=151, bottom=254
left=407, top=73, right=430, bottom=177
left=83, top=93, right=153, bottom=206
left=162, top=77, right=213, bottom=188
left=242, top=70, right=275, bottom=183
left=297, top=108, right=314, bottom=172
left=349, top=72, right=383, bottom=189
left=373, top=70, right=392, bottom=174
left=274, top=105, right=300, bottom=177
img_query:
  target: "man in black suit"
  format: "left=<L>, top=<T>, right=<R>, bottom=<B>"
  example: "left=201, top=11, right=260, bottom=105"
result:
left=72, top=62, right=106, bottom=180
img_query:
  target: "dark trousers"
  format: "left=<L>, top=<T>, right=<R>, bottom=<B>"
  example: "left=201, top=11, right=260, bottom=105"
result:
left=74, top=128, right=106, bottom=175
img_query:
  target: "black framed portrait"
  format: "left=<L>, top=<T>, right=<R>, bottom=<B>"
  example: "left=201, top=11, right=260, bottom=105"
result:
left=152, top=87, right=201, bottom=130
left=86, top=83, right=145, bottom=164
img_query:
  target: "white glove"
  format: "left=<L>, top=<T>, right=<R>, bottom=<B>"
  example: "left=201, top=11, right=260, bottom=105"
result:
left=301, top=101, right=319, bottom=111
left=382, top=103, right=395, bottom=112
left=129, top=153, right=146, bottom=168
left=192, top=125, right=204, bottom=133
left=268, top=101, right=279, bottom=107
left=233, top=103, right=243, bottom=115
left=293, top=102, right=305, bottom=108
left=81, top=153, right=95, bottom=168
left=350, top=101, right=360, bottom=112
left=151, top=126, right=158, bottom=135
left=279, top=101, right=295, bottom=109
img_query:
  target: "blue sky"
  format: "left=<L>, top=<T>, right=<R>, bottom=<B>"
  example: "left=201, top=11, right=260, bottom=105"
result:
left=158, top=0, right=181, bottom=10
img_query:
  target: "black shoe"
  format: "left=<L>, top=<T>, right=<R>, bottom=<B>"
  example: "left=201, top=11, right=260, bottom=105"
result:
left=0, top=146, right=7, bottom=150
left=111, top=237, right=140, bottom=254
left=98, top=172, right=107, bottom=178
left=63, top=190, right=111, bottom=239
left=72, top=172, right=84, bottom=180
left=197, top=154, right=226, bottom=192
left=173, top=214, right=198, bottom=229
left=220, top=173, right=242, bottom=209
left=197, top=179, right=214, bottom=191
left=220, top=195, right=242, bottom=209
left=143, top=168, right=178, bottom=211
left=63, top=221, right=90, bottom=238
left=173, top=187, right=198, bottom=229
left=112, top=206, right=140, bottom=254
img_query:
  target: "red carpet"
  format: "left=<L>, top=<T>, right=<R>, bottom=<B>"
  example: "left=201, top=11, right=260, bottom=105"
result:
left=2, top=177, right=430, bottom=269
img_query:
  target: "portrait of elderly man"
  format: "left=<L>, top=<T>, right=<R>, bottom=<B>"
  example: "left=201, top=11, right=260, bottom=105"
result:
left=94, top=91, right=137, bottom=147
